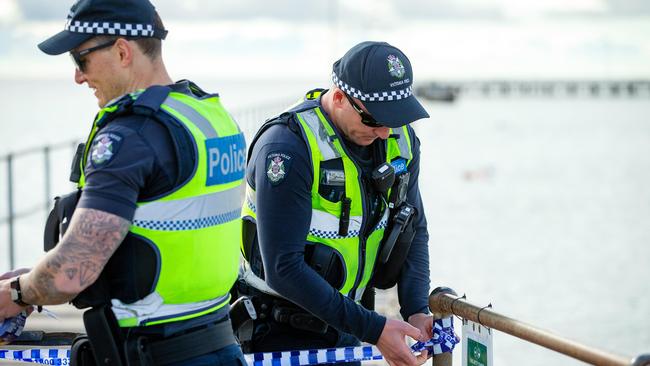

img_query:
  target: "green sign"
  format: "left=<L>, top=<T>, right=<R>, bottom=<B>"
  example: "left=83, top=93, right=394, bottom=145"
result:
left=467, top=338, right=488, bottom=366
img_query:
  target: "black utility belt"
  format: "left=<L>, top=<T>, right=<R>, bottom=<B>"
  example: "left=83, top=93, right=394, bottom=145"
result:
left=131, top=319, right=237, bottom=365
left=237, top=293, right=328, bottom=335
left=78, top=305, right=237, bottom=366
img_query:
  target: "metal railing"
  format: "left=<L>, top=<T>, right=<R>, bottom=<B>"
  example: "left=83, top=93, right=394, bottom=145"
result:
left=0, top=100, right=291, bottom=272
left=1, top=140, right=80, bottom=270
left=428, top=287, right=650, bottom=366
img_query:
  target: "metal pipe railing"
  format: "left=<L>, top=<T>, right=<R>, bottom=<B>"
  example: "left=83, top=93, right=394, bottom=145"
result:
left=7, top=153, right=15, bottom=269
left=1, top=140, right=80, bottom=270
left=429, top=287, right=649, bottom=366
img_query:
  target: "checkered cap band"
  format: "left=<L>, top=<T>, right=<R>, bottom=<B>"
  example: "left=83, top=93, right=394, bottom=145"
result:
left=65, top=20, right=154, bottom=37
left=332, top=72, right=413, bottom=102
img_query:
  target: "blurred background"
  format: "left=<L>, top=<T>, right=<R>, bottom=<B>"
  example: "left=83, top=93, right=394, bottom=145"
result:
left=1, top=1, right=649, bottom=365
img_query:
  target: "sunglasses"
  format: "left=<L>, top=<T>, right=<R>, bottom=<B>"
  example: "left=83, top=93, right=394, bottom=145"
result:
left=343, top=92, right=384, bottom=128
left=69, top=39, right=117, bottom=72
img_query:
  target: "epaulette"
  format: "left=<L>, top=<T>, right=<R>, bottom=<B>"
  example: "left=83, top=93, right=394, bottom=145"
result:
left=246, top=112, right=296, bottom=162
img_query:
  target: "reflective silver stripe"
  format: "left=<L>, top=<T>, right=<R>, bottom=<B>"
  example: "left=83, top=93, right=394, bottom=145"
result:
left=241, top=265, right=286, bottom=299
left=111, top=291, right=230, bottom=326
left=163, top=97, right=218, bottom=139
left=354, top=286, right=366, bottom=302
left=297, top=109, right=340, bottom=161
left=133, top=185, right=243, bottom=230
left=245, top=185, right=257, bottom=214
left=309, top=209, right=362, bottom=239
left=393, top=127, right=412, bottom=160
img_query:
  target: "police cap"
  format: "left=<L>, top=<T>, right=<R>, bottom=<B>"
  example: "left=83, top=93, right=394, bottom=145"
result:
left=38, top=0, right=167, bottom=55
left=332, top=41, right=430, bottom=128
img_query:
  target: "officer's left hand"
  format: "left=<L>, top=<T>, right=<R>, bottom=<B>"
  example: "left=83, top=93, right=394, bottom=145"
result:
left=0, top=268, right=31, bottom=281
left=407, top=313, right=434, bottom=342
left=0, top=278, right=30, bottom=322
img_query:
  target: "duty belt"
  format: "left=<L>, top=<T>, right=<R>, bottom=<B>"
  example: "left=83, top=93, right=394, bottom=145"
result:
left=233, top=291, right=328, bottom=335
left=128, top=318, right=237, bottom=365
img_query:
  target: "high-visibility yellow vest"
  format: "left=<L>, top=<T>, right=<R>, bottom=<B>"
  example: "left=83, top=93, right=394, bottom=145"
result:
left=79, top=85, right=245, bottom=327
left=242, top=90, right=412, bottom=301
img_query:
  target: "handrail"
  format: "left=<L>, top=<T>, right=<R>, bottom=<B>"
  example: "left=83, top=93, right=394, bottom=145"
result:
left=429, top=287, right=649, bottom=366
left=1, top=139, right=80, bottom=270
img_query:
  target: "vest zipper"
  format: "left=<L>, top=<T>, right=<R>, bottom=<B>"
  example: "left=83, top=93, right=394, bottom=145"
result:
left=334, top=142, right=369, bottom=301
left=348, top=139, right=388, bottom=300
left=320, top=108, right=381, bottom=301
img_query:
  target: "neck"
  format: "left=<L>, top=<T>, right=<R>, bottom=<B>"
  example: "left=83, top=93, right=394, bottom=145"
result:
left=125, top=58, right=174, bottom=93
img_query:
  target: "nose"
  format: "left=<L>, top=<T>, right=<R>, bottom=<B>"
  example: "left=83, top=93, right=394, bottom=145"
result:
left=375, top=127, right=391, bottom=139
left=74, top=68, right=86, bottom=85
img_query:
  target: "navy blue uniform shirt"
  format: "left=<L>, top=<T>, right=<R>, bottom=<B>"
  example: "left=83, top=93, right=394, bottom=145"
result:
left=247, top=96, right=430, bottom=344
left=78, top=82, right=196, bottom=220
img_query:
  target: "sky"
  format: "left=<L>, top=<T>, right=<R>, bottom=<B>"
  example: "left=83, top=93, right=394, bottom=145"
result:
left=0, top=0, right=649, bottom=81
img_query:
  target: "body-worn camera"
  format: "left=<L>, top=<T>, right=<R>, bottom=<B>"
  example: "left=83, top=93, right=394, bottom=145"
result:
left=370, top=163, right=395, bottom=194
left=388, top=172, right=410, bottom=209
left=378, top=203, right=416, bottom=264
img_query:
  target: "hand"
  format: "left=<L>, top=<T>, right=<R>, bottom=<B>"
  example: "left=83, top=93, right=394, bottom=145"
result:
left=408, top=313, right=434, bottom=342
left=0, top=278, right=31, bottom=323
left=376, top=318, right=429, bottom=366
left=0, top=268, right=31, bottom=281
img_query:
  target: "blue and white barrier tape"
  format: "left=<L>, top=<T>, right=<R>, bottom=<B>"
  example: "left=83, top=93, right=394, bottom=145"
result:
left=0, top=348, right=70, bottom=364
left=1, top=318, right=458, bottom=365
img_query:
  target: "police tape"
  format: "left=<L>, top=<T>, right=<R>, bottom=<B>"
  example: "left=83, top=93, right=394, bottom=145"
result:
left=0, top=318, right=458, bottom=365
left=0, top=349, right=70, bottom=364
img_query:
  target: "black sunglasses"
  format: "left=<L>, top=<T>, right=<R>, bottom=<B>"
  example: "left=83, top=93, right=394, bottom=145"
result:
left=69, top=39, right=118, bottom=72
left=343, top=92, right=384, bottom=128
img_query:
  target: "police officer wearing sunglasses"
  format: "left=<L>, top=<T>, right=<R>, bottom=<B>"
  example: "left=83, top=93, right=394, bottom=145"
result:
left=238, top=42, right=433, bottom=366
left=0, top=0, right=247, bottom=365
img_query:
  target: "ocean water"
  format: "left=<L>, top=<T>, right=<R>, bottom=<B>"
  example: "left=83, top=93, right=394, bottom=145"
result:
left=1, top=79, right=649, bottom=365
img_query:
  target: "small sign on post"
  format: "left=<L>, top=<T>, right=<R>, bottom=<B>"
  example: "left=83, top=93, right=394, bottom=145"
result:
left=462, top=319, right=493, bottom=366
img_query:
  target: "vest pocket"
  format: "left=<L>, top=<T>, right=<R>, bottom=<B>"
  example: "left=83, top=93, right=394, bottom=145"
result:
left=304, top=242, right=346, bottom=291
left=316, top=194, right=342, bottom=215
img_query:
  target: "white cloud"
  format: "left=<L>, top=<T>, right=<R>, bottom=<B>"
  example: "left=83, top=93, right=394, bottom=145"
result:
left=1, top=2, right=649, bottom=81
left=497, top=0, right=608, bottom=18
left=0, top=0, right=21, bottom=25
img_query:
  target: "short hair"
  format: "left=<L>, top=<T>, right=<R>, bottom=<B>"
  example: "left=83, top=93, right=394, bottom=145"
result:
left=94, top=12, right=165, bottom=60
left=133, top=12, right=165, bottom=59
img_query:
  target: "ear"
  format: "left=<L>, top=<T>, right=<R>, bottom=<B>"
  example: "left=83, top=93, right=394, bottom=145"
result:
left=114, top=38, right=134, bottom=68
left=332, top=88, right=346, bottom=108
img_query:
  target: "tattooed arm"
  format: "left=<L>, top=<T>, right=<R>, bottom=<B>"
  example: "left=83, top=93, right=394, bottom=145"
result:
left=19, top=208, right=131, bottom=305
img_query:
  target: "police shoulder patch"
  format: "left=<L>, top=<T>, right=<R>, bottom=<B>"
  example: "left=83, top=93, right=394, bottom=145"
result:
left=89, top=132, right=124, bottom=168
left=266, top=151, right=293, bottom=186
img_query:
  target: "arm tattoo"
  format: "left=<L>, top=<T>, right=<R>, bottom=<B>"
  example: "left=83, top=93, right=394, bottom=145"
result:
left=22, top=208, right=130, bottom=305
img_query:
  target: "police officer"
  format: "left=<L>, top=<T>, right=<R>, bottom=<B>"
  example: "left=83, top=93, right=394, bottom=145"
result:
left=0, top=0, right=246, bottom=365
left=239, top=42, right=432, bottom=366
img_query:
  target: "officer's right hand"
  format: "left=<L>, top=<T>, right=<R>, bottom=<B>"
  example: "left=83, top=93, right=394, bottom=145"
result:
left=376, top=319, right=429, bottom=366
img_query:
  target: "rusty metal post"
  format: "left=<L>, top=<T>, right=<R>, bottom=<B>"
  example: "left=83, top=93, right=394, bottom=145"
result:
left=429, top=291, right=635, bottom=366
left=430, top=287, right=456, bottom=366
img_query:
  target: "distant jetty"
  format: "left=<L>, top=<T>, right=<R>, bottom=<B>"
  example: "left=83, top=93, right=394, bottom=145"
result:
left=415, top=79, right=650, bottom=100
